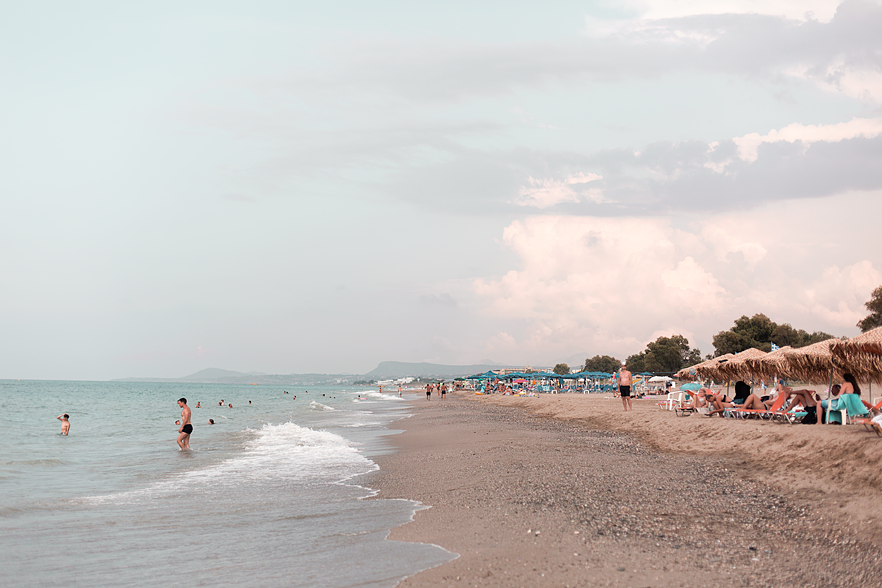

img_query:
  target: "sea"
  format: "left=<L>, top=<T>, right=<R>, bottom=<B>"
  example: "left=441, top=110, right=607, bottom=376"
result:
left=0, top=380, right=454, bottom=588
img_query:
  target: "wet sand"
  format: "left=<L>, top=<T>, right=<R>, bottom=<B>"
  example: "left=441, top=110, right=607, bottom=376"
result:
left=366, top=391, right=882, bottom=587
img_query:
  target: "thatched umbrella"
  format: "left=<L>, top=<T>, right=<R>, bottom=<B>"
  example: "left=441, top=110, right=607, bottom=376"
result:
left=676, top=355, right=724, bottom=380
left=830, top=327, right=882, bottom=386
left=746, top=345, right=793, bottom=381
left=780, top=339, right=842, bottom=384
left=695, top=353, right=735, bottom=381
left=832, top=326, right=882, bottom=356
left=717, top=348, right=768, bottom=382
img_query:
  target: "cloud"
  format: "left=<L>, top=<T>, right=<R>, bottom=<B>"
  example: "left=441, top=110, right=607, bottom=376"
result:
left=732, top=117, right=882, bottom=162
left=514, top=172, right=603, bottom=208
left=182, top=2, right=882, bottom=217
left=609, top=0, right=842, bottom=22
left=470, top=200, right=882, bottom=362
left=377, top=129, right=882, bottom=216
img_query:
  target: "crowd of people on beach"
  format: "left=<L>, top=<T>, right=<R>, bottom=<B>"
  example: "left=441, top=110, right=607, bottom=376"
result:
left=425, top=382, right=448, bottom=400
left=673, top=373, right=882, bottom=426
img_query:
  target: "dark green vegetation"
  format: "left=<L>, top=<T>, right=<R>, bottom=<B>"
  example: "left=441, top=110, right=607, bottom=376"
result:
left=857, top=286, right=882, bottom=332
left=552, top=363, right=571, bottom=375
left=712, top=313, right=834, bottom=356
left=581, top=355, right=621, bottom=374
left=625, top=334, right=702, bottom=374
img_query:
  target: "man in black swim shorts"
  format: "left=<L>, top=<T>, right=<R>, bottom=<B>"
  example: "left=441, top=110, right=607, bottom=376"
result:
left=177, top=398, right=193, bottom=450
left=617, top=364, right=633, bottom=412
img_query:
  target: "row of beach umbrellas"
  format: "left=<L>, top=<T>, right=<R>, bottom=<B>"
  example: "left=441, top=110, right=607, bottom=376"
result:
left=675, top=326, right=882, bottom=385
left=467, top=370, right=617, bottom=381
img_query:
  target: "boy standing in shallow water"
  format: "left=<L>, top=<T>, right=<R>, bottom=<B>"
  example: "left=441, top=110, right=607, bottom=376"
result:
left=56, top=413, right=70, bottom=435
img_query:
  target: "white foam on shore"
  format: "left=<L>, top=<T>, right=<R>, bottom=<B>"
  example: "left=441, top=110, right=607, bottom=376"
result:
left=83, top=422, right=372, bottom=504
left=309, top=401, right=335, bottom=411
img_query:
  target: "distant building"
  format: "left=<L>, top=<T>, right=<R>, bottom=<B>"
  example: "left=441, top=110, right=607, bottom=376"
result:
left=496, top=366, right=551, bottom=375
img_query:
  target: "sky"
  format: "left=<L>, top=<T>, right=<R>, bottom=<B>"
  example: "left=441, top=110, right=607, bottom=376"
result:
left=2, top=0, right=882, bottom=380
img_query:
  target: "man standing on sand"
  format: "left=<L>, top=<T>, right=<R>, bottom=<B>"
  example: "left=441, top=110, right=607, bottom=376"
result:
left=56, top=413, right=70, bottom=435
left=426, top=383, right=432, bottom=400
left=177, top=398, right=193, bottom=450
left=617, top=364, right=633, bottom=411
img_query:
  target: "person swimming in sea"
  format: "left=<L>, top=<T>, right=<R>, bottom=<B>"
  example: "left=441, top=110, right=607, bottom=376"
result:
left=56, top=413, right=70, bottom=435
left=208, top=419, right=215, bottom=425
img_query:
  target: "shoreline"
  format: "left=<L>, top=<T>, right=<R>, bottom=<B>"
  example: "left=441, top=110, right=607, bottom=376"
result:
left=366, top=391, right=882, bottom=587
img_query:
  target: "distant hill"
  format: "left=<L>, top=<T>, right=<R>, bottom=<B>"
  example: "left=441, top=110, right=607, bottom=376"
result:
left=364, top=361, right=505, bottom=379
left=113, top=361, right=513, bottom=384
left=178, top=368, right=267, bottom=381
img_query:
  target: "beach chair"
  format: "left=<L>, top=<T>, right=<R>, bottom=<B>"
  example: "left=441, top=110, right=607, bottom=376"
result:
left=849, top=399, right=882, bottom=435
left=728, top=393, right=788, bottom=421
left=673, top=392, right=696, bottom=417
left=779, top=408, right=808, bottom=425
left=659, top=391, right=683, bottom=411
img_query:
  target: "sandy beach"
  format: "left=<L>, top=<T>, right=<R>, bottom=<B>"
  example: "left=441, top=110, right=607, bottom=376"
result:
left=367, top=390, right=882, bottom=587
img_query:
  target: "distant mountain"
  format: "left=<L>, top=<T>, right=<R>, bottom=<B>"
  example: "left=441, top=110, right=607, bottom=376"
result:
left=364, top=361, right=505, bottom=379
left=178, top=368, right=267, bottom=381
left=113, top=361, right=518, bottom=385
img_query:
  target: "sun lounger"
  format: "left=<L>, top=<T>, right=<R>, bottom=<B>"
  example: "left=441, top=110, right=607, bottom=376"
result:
left=659, top=391, right=684, bottom=411
left=850, top=403, right=882, bottom=436
left=727, top=393, right=788, bottom=421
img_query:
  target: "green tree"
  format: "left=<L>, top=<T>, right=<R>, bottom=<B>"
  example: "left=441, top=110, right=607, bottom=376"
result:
left=552, top=363, right=570, bottom=375
left=642, top=335, right=702, bottom=373
left=771, top=323, right=834, bottom=348
left=582, top=354, right=620, bottom=373
left=712, top=313, right=777, bottom=356
left=625, top=352, right=645, bottom=373
left=857, top=286, right=882, bottom=332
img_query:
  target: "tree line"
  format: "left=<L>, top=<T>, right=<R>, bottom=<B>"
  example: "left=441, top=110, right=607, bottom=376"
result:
left=555, top=286, right=882, bottom=375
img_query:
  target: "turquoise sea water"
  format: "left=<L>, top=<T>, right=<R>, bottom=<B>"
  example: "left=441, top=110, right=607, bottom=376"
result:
left=0, top=380, right=452, bottom=588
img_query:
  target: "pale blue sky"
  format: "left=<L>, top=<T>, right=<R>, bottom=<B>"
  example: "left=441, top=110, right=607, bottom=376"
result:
left=3, top=1, right=881, bottom=379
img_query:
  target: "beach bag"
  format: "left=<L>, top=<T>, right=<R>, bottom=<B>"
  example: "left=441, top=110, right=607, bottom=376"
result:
left=801, top=406, right=817, bottom=425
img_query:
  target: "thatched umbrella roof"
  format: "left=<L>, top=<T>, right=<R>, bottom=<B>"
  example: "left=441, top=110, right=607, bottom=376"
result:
left=716, top=347, right=768, bottom=381
left=830, top=327, right=882, bottom=384
left=745, top=346, right=792, bottom=380
left=676, top=355, right=729, bottom=380
left=694, top=353, right=735, bottom=381
left=780, top=339, right=842, bottom=384
left=676, top=355, right=721, bottom=379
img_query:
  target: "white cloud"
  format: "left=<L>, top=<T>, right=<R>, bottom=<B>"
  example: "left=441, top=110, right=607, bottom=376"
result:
left=787, top=62, right=882, bottom=102
left=472, top=216, right=717, bottom=359
left=662, top=256, right=725, bottom=294
left=700, top=219, right=768, bottom=267
left=471, top=199, right=882, bottom=362
left=587, top=0, right=843, bottom=41
left=802, top=261, right=882, bottom=326
left=633, top=0, right=842, bottom=22
left=732, top=117, right=882, bottom=162
left=514, top=172, right=603, bottom=208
